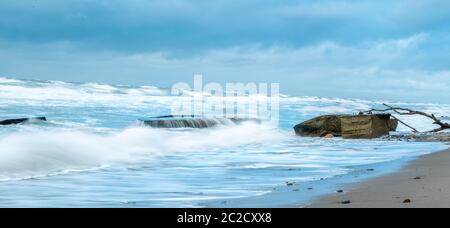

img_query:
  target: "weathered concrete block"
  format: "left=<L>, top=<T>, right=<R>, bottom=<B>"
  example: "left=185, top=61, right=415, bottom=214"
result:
left=340, top=114, right=391, bottom=139
left=141, top=116, right=260, bottom=129
left=388, top=119, right=399, bottom=131
left=294, top=114, right=397, bottom=139
left=294, top=115, right=342, bottom=137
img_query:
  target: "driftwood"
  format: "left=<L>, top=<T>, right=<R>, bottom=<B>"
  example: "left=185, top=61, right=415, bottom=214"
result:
left=359, top=104, right=450, bottom=133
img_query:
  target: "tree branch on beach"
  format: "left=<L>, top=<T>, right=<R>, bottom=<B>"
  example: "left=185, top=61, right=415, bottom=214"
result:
left=359, top=103, right=450, bottom=134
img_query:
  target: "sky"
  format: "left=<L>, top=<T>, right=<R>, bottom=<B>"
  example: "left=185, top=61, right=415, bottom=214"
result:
left=0, top=0, right=449, bottom=103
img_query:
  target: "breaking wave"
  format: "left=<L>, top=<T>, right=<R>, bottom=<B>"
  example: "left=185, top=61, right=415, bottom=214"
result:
left=1, top=77, right=450, bottom=207
left=0, top=122, right=284, bottom=181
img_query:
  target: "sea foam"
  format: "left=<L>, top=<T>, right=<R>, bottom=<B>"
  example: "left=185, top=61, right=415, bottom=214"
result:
left=1, top=77, right=450, bottom=207
left=0, top=122, right=284, bottom=181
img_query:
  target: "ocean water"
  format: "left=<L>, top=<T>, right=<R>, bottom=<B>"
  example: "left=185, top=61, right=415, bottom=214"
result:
left=0, top=77, right=448, bottom=207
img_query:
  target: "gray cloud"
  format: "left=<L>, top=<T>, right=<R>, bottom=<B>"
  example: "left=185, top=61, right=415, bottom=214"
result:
left=1, top=0, right=449, bottom=53
left=1, top=33, right=449, bottom=103
left=1, top=0, right=450, bottom=103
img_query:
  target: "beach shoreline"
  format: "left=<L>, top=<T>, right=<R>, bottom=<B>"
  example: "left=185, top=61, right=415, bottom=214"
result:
left=308, top=147, right=450, bottom=208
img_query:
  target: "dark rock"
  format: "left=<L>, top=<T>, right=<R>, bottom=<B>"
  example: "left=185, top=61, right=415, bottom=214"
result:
left=0, top=117, right=46, bottom=126
left=414, top=133, right=450, bottom=142
left=341, top=200, right=351, bottom=205
left=366, top=169, right=375, bottom=172
left=307, top=188, right=313, bottom=190
left=286, top=181, right=296, bottom=186
left=337, top=190, right=344, bottom=193
left=413, top=177, right=422, bottom=180
left=403, top=199, right=412, bottom=204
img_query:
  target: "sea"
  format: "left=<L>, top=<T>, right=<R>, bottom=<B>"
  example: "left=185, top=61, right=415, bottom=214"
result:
left=0, top=77, right=448, bottom=207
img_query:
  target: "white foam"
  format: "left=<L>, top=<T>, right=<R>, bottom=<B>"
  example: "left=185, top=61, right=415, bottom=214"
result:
left=0, top=78, right=278, bottom=108
left=299, top=105, right=353, bottom=114
left=0, top=78, right=172, bottom=107
left=0, top=122, right=284, bottom=181
left=0, top=77, right=23, bottom=84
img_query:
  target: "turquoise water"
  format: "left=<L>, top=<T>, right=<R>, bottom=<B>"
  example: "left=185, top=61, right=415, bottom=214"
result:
left=0, top=77, right=448, bottom=207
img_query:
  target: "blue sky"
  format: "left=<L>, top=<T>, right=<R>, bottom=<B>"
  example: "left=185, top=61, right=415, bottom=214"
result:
left=1, top=0, right=449, bottom=102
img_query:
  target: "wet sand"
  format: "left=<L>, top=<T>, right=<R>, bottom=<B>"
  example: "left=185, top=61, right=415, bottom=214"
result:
left=309, top=148, right=450, bottom=208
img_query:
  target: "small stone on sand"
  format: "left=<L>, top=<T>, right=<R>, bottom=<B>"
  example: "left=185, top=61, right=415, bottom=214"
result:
left=341, top=200, right=351, bottom=205
left=403, top=199, right=412, bottom=204
left=337, top=190, right=344, bottom=193
left=121, top=201, right=137, bottom=205
left=414, top=177, right=421, bottom=180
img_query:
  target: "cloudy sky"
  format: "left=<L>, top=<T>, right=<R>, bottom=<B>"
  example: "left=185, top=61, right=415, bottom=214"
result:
left=1, top=0, right=449, bottom=102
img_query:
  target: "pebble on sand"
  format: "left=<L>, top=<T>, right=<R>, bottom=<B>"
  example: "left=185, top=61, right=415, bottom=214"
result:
left=403, top=199, right=412, bottom=204
left=341, top=200, right=351, bottom=205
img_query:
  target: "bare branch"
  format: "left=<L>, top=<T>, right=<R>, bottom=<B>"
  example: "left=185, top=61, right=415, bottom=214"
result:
left=360, top=103, right=450, bottom=133
left=390, top=115, right=419, bottom=133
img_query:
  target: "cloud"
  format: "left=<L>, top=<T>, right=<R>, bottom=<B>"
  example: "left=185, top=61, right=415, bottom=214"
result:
left=0, top=0, right=449, bottom=103
left=372, top=33, right=428, bottom=49
left=1, top=0, right=449, bottom=52
left=274, top=1, right=370, bottom=18
left=1, top=32, right=449, bottom=103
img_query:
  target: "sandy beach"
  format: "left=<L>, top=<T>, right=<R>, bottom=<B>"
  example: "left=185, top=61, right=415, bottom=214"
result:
left=309, top=147, right=450, bottom=208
